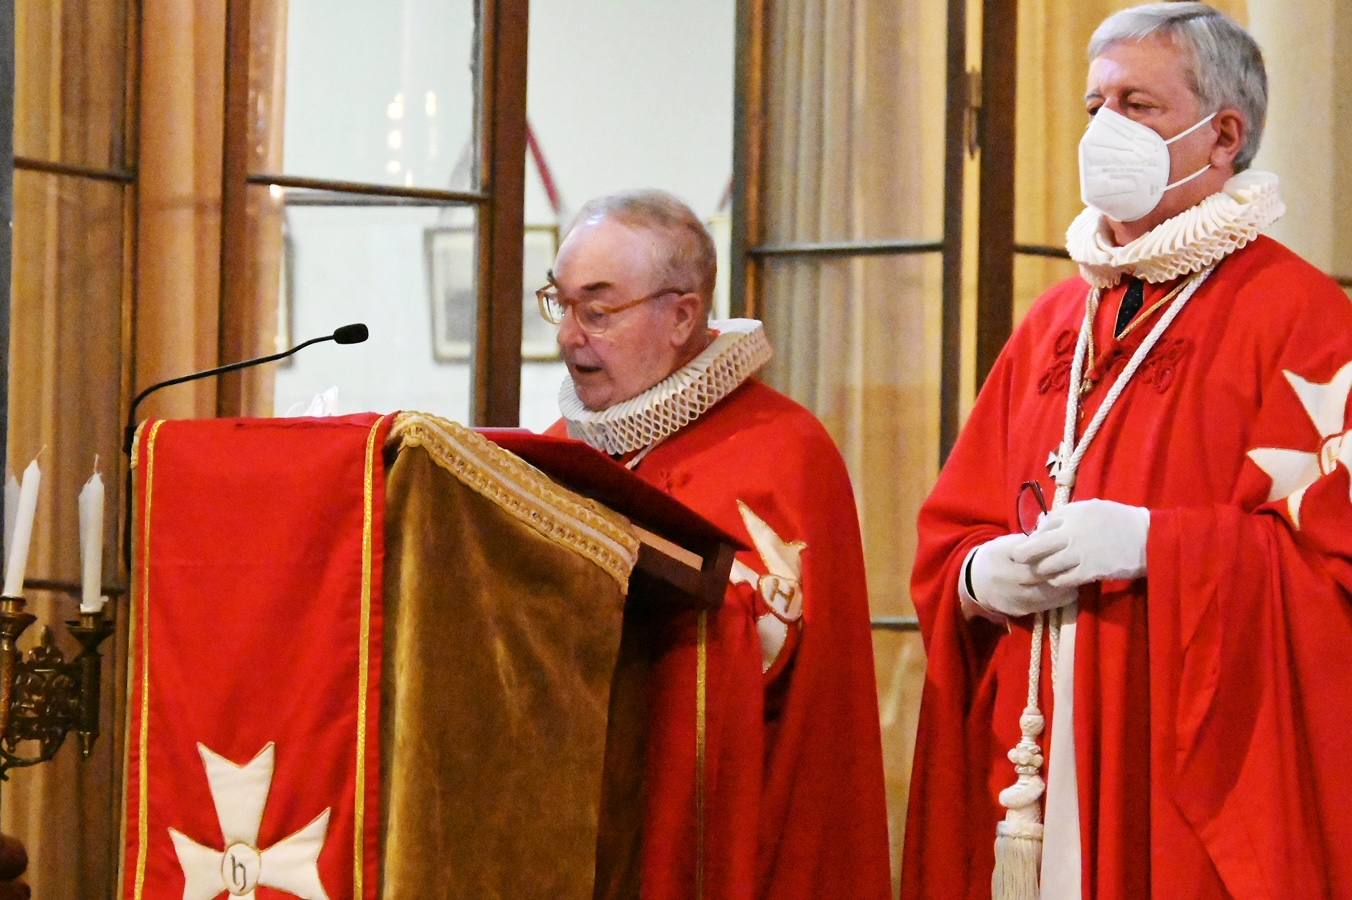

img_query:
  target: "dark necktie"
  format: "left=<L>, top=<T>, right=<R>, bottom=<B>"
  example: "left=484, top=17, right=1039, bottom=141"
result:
left=1114, top=278, right=1145, bottom=337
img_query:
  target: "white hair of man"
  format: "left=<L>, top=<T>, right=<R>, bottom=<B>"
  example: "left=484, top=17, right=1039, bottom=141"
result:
left=1089, top=2, right=1267, bottom=171
left=566, top=189, right=717, bottom=316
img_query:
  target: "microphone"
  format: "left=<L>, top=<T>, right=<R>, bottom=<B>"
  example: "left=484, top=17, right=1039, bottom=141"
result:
left=119, top=323, right=369, bottom=574
left=122, top=323, right=369, bottom=453
left=332, top=323, right=369, bottom=344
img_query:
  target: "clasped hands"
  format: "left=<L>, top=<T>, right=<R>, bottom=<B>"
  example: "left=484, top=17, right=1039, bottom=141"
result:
left=961, top=499, right=1150, bottom=620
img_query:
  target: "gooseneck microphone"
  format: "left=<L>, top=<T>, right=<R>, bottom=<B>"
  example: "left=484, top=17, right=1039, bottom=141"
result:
left=121, top=323, right=369, bottom=454
left=120, top=323, right=369, bottom=572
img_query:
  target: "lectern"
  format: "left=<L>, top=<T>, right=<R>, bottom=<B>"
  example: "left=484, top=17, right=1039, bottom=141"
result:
left=118, top=412, right=739, bottom=900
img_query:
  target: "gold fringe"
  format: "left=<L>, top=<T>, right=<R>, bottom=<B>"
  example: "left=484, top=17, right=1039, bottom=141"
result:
left=695, top=610, right=708, bottom=899
left=128, top=418, right=153, bottom=471
left=388, top=413, right=639, bottom=593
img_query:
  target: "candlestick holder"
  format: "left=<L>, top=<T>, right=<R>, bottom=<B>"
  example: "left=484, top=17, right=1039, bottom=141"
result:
left=0, top=595, right=114, bottom=778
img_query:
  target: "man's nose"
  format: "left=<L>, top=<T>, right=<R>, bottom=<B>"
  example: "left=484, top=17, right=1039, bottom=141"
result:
left=557, top=306, right=587, bottom=348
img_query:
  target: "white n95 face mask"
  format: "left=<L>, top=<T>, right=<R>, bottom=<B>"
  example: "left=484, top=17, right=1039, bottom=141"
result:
left=1078, top=106, right=1216, bottom=223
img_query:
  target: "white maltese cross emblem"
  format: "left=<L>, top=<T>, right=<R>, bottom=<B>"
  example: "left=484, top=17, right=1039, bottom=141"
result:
left=728, top=500, right=806, bottom=672
left=1247, top=360, right=1352, bottom=529
left=168, top=742, right=331, bottom=900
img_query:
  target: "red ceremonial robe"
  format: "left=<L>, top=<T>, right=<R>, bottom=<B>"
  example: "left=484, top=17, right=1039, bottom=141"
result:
left=550, top=378, right=891, bottom=899
left=904, top=236, right=1352, bottom=898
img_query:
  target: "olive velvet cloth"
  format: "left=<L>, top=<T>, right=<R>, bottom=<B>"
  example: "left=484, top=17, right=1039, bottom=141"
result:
left=379, top=425, right=645, bottom=898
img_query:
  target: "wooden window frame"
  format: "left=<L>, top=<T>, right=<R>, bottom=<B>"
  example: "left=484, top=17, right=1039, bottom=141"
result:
left=732, top=0, right=973, bottom=633
left=216, top=0, right=530, bottom=426
left=732, top=0, right=969, bottom=466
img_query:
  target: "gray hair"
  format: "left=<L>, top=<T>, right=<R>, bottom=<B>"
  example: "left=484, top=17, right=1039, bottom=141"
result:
left=1089, top=3, right=1267, bottom=170
left=566, top=189, right=717, bottom=309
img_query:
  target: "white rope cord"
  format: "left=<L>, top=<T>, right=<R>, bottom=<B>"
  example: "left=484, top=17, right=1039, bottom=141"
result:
left=1027, top=616, right=1045, bottom=709
left=1044, top=265, right=1212, bottom=672
left=623, top=438, right=662, bottom=471
left=1053, top=265, right=1215, bottom=506
left=993, top=264, right=1216, bottom=899
left=1048, top=607, right=1061, bottom=677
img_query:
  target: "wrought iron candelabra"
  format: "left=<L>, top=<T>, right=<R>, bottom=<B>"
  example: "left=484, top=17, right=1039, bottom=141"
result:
left=0, top=594, right=114, bottom=779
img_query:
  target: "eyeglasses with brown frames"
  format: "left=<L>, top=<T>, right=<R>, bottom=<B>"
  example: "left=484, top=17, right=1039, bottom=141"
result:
left=535, top=282, right=687, bottom=335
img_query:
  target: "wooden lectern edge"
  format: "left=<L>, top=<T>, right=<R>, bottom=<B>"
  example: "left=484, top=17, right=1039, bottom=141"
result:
left=632, top=525, right=703, bottom=569
left=465, top=428, right=738, bottom=610
left=630, top=527, right=735, bottom=612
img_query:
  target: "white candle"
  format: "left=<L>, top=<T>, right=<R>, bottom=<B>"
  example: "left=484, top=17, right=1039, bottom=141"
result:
left=3, top=459, right=41, bottom=598
left=2, top=472, right=17, bottom=572
left=79, top=465, right=105, bottom=614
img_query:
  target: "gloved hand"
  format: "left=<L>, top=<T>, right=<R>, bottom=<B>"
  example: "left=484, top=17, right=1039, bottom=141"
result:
left=1011, top=499, right=1150, bottom=588
left=961, top=533, right=1079, bottom=620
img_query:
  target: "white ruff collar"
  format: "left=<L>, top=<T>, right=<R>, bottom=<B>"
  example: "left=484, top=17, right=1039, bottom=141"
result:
left=1065, top=170, right=1285, bottom=288
left=559, top=318, right=772, bottom=456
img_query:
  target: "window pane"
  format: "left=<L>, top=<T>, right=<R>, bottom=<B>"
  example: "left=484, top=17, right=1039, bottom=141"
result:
left=1247, top=3, right=1352, bottom=279
left=524, top=1, right=732, bottom=223
left=10, top=172, right=126, bottom=574
left=760, top=253, right=943, bottom=615
left=519, top=1, right=735, bottom=429
left=1011, top=8, right=1101, bottom=250
left=760, top=0, right=946, bottom=244
left=264, top=188, right=477, bottom=422
left=256, top=0, right=480, bottom=191
left=520, top=225, right=565, bottom=432
left=1014, top=252, right=1079, bottom=328
left=874, top=627, right=926, bottom=895
left=14, top=0, right=130, bottom=170
left=9, top=175, right=128, bottom=900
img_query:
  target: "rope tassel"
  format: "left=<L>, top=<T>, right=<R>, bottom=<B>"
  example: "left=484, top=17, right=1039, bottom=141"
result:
left=993, top=706, right=1048, bottom=899
left=994, top=822, right=1043, bottom=900
left=993, top=611, right=1049, bottom=899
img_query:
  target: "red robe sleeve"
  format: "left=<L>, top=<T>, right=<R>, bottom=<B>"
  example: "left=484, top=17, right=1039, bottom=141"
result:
left=1146, top=285, right=1352, bottom=896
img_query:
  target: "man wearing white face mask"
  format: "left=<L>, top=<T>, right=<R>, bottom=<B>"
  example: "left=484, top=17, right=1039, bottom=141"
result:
left=906, top=4, right=1352, bottom=899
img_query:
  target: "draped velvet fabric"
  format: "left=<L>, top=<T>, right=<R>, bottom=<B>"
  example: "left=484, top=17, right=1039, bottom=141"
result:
left=379, top=439, right=640, bottom=899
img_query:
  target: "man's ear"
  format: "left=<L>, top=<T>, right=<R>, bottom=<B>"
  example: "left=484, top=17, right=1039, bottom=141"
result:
left=668, top=292, right=705, bottom=348
left=1209, top=108, right=1246, bottom=171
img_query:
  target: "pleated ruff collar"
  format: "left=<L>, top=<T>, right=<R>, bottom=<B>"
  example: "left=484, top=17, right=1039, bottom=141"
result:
left=1065, top=170, right=1285, bottom=289
left=559, top=318, right=772, bottom=456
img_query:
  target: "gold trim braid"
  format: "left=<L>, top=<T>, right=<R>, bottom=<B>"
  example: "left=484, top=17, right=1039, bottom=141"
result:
left=128, top=419, right=152, bottom=472
left=133, top=420, right=164, bottom=900
left=354, top=414, right=387, bottom=897
left=695, top=610, right=707, bottom=900
left=388, top=413, right=639, bottom=593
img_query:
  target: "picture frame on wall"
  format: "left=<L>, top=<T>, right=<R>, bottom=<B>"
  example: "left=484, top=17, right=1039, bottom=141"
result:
left=424, top=223, right=561, bottom=363
left=424, top=225, right=477, bottom=362
left=275, top=223, right=296, bottom=363
left=521, top=224, right=561, bottom=361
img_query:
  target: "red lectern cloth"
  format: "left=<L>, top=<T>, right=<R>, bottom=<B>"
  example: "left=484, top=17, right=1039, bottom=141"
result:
left=122, top=414, right=393, bottom=900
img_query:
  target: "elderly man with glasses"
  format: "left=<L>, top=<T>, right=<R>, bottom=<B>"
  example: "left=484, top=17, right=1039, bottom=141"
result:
left=906, top=4, right=1352, bottom=898
left=541, top=189, right=891, bottom=900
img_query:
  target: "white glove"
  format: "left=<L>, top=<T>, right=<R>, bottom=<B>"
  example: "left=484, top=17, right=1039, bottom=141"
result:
left=961, top=533, right=1079, bottom=619
left=1011, top=499, right=1150, bottom=588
